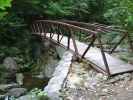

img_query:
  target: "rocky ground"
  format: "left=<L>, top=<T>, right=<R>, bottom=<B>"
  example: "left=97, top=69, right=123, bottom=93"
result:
left=62, top=61, right=133, bottom=100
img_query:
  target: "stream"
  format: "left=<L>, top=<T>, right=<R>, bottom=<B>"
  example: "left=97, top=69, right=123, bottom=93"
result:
left=21, top=76, right=50, bottom=91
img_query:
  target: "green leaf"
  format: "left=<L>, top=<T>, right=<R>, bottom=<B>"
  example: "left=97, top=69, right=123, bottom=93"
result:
left=0, top=0, right=12, bottom=10
left=0, top=12, right=8, bottom=20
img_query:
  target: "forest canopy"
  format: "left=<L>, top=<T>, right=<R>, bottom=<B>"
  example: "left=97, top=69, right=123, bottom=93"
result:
left=0, top=0, right=133, bottom=45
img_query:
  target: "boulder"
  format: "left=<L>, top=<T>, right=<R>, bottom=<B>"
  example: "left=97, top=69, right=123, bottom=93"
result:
left=114, top=76, right=120, bottom=81
left=3, top=57, right=20, bottom=75
left=95, top=73, right=103, bottom=79
left=108, top=78, right=116, bottom=83
left=34, top=72, right=45, bottom=78
left=11, top=47, right=21, bottom=54
left=8, top=88, right=27, bottom=98
left=32, top=43, right=44, bottom=58
left=16, top=73, right=24, bottom=85
left=43, top=42, right=51, bottom=51
left=48, top=91, right=61, bottom=100
left=55, top=46, right=67, bottom=58
left=124, top=77, right=132, bottom=82
left=53, top=52, right=58, bottom=59
left=84, top=77, right=95, bottom=90
left=44, top=57, right=58, bottom=78
left=102, top=76, right=109, bottom=81
left=0, top=83, right=18, bottom=91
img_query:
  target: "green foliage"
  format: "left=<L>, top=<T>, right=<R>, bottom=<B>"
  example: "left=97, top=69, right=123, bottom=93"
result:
left=0, top=95, right=5, bottom=100
left=119, top=56, right=129, bottom=63
left=104, top=0, right=133, bottom=35
left=0, top=0, right=12, bottom=20
left=46, top=1, right=74, bottom=19
left=101, top=31, right=122, bottom=45
left=0, top=45, right=7, bottom=55
left=76, top=70, right=85, bottom=75
left=9, top=96, right=18, bottom=100
left=29, top=88, right=49, bottom=100
left=86, top=0, right=106, bottom=22
left=0, top=65, right=10, bottom=83
left=13, top=56, right=25, bottom=63
left=0, top=0, right=106, bottom=46
left=82, top=59, right=90, bottom=70
left=0, top=0, right=12, bottom=10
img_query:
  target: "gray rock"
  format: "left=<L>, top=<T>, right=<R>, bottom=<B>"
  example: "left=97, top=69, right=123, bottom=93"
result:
left=18, top=95, right=39, bottom=100
left=53, top=67, right=69, bottom=77
left=8, top=88, right=27, bottom=98
left=124, top=77, right=131, bottom=82
left=123, top=73, right=131, bottom=77
left=3, top=57, right=20, bottom=75
left=131, top=74, right=133, bottom=79
left=0, top=83, right=18, bottom=91
left=108, top=78, right=116, bottom=83
left=114, top=76, right=120, bottom=81
left=56, top=46, right=67, bottom=58
left=48, top=91, right=61, bottom=100
left=102, top=76, right=109, bottom=81
left=53, top=52, right=58, bottom=59
left=49, top=75, right=64, bottom=85
left=45, top=84, right=61, bottom=92
left=118, top=75, right=124, bottom=80
left=96, top=73, right=103, bottom=79
left=44, top=51, right=73, bottom=100
left=16, top=73, right=24, bottom=85
left=44, top=57, right=58, bottom=78
left=44, top=42, right=51, bottom=51
left=64, top=57, right=72, bottom=62
left=114, top=45, right=122, bottom=52
left=62, top=62, right=71, bottom=67
left=34, top=72, right=44, bottom=78
left=84, top=77, right=95, bottom=90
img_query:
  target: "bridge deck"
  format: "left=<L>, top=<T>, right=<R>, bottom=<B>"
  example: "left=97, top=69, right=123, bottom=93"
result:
left=40, top=33, right=133, bottom=75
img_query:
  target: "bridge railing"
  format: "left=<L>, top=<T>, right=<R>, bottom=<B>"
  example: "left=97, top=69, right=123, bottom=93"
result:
left=31, top=20, right=111, bottom=75
left=59, top=20, right=133, bottom=54
left=31, top=20, right=96, bottom=56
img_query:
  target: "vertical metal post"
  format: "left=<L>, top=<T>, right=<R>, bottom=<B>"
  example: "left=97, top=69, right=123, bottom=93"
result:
left=36, top=22, right=41, bottom=35
left=31, top=24, right=34, bottom=34
left=57, top=24, right=59, bottom=43
left=96, top=33, right=111, bottom=75
left=33, top=23, right=37, bottom=34
left=69, top=27, right=78, bottom=54
left=67, top=27, right=70, bottom=50
left=126, top=32, right=133, bottom=53
left=79, top=30, right=81, bottom=41
left=39, top=22, right=43, bottom=34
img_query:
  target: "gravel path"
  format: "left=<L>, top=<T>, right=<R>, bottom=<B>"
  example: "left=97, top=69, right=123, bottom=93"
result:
left=62, top=61, right=133, bottom=100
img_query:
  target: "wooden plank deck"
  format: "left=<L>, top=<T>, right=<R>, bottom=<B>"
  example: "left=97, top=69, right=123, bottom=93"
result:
left=40, top=33, right=133, bottom=75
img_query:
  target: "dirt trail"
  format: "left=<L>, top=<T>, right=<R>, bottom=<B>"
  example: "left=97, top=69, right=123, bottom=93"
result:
left=62, top=61, right=133, bottom=100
